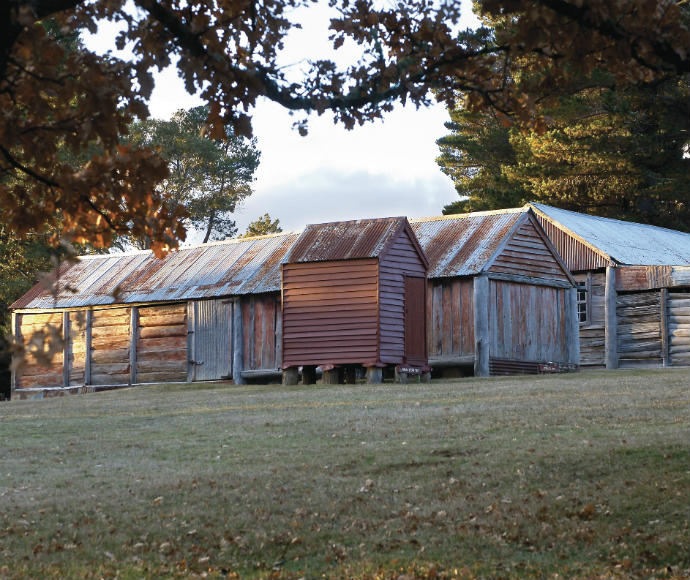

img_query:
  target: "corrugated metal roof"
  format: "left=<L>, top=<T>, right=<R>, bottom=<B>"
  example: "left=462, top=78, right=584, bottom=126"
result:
left=410, top=209, right=526, bottom=277
left=283, top=217, right=407, bottom=264
left=11, top=232, right=301, bottom=310
left=530, top=203, right=690, bottom=266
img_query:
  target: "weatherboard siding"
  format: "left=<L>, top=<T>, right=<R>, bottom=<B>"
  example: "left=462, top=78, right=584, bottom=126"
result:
left=137, top=303, right=188, bottom=383
left=668, top=291, right=690, bottom=365
left=282, top=260, right=379, bottom=367
left=489, top=219, right=570, bottom=282
left=16, top=312, right=64, bottom=389
left=378, top=230, right=427, bottom=364
left=616, top=291, right=662, bottom=367
left=90, top=307, right=131, bottom=385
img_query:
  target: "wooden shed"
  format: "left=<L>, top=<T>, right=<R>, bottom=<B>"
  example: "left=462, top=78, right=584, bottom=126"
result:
left=530, top=203, right=690, bottom=369
left=10, top=232, right=298, bottom=398
left=280, top=217, right=428, bottom=384
left=410, top=208, right=579, bottom=376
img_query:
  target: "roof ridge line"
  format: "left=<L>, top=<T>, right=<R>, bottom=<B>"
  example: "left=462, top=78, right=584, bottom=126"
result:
left=409, top=207, right=527, bottom=223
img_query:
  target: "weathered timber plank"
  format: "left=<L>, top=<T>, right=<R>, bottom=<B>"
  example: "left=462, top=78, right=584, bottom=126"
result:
left=616, top=293, right=660, bottom=306
left=139, top=326, right=187, bottom=339
left=91, top=348, right=130, bottom=364
left=138, top=314, right=187, bottom=327
left=137, top=360, right=186, bottom=373
left=91, top=326, right=129, bottom=339
left=618, top=340, right=662, bottom=353
left=90, top=336, right=129, bottom=349
left=618, top=349, right=662, bottom=359
left=617, top=306, right=662, bottom=317
left=616, top=322, right=661, bottom=334
left=138, top=335, right=187, bottom=350
left=137, top=349, right=187, bottom=361
left=91, top=362, right=130, bottom=374
left=138, top=303, right=187, bottom=317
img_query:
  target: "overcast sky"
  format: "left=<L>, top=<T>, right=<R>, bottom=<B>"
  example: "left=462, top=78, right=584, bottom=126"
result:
left=85, top=1, right=480, bottom=242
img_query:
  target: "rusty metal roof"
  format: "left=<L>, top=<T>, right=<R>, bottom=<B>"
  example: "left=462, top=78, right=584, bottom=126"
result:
left=530, top=203, right=690, bottom=266
left=410, top=209, right=527, bottom=277
left=283, top=217, right=409, bottom=264
left=11, top=232, right=301, bottom=310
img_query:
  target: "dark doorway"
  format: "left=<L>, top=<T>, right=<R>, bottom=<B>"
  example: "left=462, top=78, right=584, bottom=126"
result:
left=404, top=276, right=426, bottom=365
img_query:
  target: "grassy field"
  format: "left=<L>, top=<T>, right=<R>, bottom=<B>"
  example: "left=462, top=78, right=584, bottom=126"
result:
left=0, top=369, right=688, bottom=579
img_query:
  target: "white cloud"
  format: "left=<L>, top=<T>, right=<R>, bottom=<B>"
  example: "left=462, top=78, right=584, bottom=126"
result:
left=233, top=168, right=458, bottom=233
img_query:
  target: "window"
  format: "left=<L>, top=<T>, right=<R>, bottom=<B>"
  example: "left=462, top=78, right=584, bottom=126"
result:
left=577, top=281, right=588, bottom=324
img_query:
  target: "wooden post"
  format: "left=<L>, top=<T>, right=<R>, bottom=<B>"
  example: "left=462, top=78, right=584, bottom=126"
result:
left=565, top=287, right=580, bottom=367
left=365, top=366, right=383, bottom=384
left=232, top=297, right=245, bottom=385
left=282, top=367, right=298, bottom=386
left=10, top=311, right=18, bottom=392
left=274, top=303, right=282, bottom=372
left=302, top=365, right=316, bottom=385
left=660, top=288, right=670, bottom=367
left=605, top=266, right=618, bottom=369
left=473, top=274, right=490, bottom=377
left=187, top=301, right=196, bottom=382
left=129, top=306, right=138, bottom=385
left=84, top=310, right=92, bottom=385
left=323, top=368, right=341, bottom=384
left=62, top=311, right=70, bottom=388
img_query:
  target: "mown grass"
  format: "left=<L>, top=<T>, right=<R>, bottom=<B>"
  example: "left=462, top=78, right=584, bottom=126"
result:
left=0, top=369, right=688, bottom=579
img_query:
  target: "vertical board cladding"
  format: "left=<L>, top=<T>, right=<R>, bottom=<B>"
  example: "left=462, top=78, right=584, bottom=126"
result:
left=16, top=312, right=64, bottom=388
left=137, top=302, right=188, bottom=383
left=427, top=278, right=474, bottom=361
left=68, top=311, right=88, bottom=386
left=488, top=219, right=571, bottom=282
left=535, top=215, right=609, bottom=272
left=616, top=291, right=662, bottom=366
left=90, top=307, right=131, bottom=385
left=378, top=230, right=427, bottom=364
left=241, top=293, right=280, bottom=371
left=577, top=272, right=606, bottom=367
left=282, top=259, right=379, bottom=367
left=668, top=291, right=690, bottom=365
left=488, top=280, right=568, bottom=363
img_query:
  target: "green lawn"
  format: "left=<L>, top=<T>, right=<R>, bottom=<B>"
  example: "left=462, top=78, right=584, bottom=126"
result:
left=0, top=369, right=688, bottom=579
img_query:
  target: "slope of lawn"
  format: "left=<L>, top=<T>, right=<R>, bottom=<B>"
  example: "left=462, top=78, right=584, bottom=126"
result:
left=0, top=369, right=688, bottom=579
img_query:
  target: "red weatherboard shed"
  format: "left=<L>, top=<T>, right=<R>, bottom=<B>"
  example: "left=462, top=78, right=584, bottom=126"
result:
left=281, top=216, right=429, bottom=383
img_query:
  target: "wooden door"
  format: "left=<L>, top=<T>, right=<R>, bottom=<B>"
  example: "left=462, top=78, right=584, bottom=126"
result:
left=193, top=299, right=232, bottom=381
left=404, top=275, right=426, bottom=365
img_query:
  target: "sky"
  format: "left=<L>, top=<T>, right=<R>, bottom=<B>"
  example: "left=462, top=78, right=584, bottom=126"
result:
left=85, top=1, right=480, bottom=242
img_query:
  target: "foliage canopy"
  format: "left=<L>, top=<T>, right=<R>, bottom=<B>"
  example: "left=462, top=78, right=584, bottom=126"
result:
left=438, top=74, right=690, bottom=230
left=2, top=1, right=690, bottom=252
left=125, top=107, right=260, bottom=248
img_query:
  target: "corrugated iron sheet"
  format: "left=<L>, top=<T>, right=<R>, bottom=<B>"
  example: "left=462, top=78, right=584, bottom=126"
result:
left=530, top=203, right=690, bottom=266
left=410, top=210, right=526, bottom=277
left=283, top=217, right=406, bottom=263
left=12, top=232, right=301, bottom=310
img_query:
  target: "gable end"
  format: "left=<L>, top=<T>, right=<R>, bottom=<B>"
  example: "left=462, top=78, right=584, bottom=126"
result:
left=488, top=215, right=572, bottom=283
